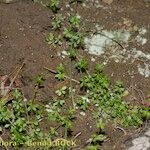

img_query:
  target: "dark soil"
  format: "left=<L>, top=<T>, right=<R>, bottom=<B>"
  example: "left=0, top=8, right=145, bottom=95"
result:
left=0, top=0, right=150, bottom=150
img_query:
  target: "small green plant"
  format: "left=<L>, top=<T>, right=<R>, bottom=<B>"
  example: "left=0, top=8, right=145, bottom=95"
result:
left=0, top=100, right=14, bottom=125
left=11, top=117, right=27, bottom=143
left=46, top=99, right=73, bottom=133
left=55, top=86, right=67, bottom=96
left=0, top=89, right=48, bottom=148
left=27, top=100, right=40, bottom=113
left=12, top=91, right=25, bottom=116
left=48, top=0, right=60, bottom=13
left=63, top=28, right=83, bottom=47
left=46, top=33, right=55, bottom=44
left=77, top=97, right=89, bottom=111
left=49, top=127, right=58, bottom=137
left=46, top=100, right=63, bottom=121
left=141, top=108, right=150, bottom=120
left=87, top=145, right=98, bottom=150
left=55, top=63, right=65, bottom=80
left=35, top=74, right=45, bottom=87
left=46, top=33, right=62, bottom=46
left=52, top=14, right=63, bottom=29
left=79, top=64, right=147, bottom=128
left=92, top=133, right=106, bottom=143
left=95, top=63, right=103, bottom=74
left=75, top=58, right=88, bottom=72
left=69, top=15, right=80, bottom=27
left=96, top=118, right=105, bottom=130
left=68, top=47, right=77, bottom=59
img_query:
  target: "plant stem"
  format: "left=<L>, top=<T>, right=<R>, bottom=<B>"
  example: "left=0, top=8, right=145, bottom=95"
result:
left=44, top=67, right=80, bottom=84
left=69, top=59, right=76, bottom=109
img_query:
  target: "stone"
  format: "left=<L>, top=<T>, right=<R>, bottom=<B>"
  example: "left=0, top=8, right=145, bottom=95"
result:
left=125, top=125, right=150, bottom=150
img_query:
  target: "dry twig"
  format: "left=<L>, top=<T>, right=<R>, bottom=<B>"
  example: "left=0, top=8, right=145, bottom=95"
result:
left=1, top=62, right=25, bottom=99
left=115, top=126, right=127, bottom=135
left=44, top=67, right=80, bottom=84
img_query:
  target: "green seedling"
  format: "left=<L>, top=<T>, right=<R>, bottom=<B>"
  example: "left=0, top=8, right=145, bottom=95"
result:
left=55, top=86, right=67, bottom=96
left=92, top=133, right=106, bottom=143
left=141, top=108, right=150, bottom=120
left=63, top=28, right=83, bottom=47
left=69, top=15, right=80, bottom=27
left=55, top=63, right=65, bottom=80
left=0, top=104, right=13, bottom=125
left=46, top=99, right=72, bottom=131
left=96, top=118, right=105, bottom=130
left=67, top=107, right=75, bottom=118
left=27, top=100, right=39, bottom=113
left=63, top=28, right=73, bottom=39
left=46, top=33, right=62, bottom=46
left=48, top=0, right=60, bottom=13
left=52, top=14, right=63, bottom=29
left=49, top=127, right=58, bottom=137
left=87, top=145, right=98, bottom=150
left=46, top=33, right=55, bottom=44
left=75, top=58, right=88, bottom=72
left=35, top=74, right=45, bottom=87
left=77, top=97, right=89, bottom=111
left=13, top=89, right=22, bottom=99
left=95, top=63, right=103, bottom=74
left=0, top=89, right=48, bottom=148
left=79, top=64, right=147, bottom=129
left=10, top=117, right=28, bottom=145
left=68, top=47, right=77, bottom=59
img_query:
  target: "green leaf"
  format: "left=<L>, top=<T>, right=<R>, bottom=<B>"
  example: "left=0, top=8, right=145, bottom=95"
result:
left=92, top=134, right=106, bottom=143
left=69, top=15, right=80, bottom=26
left=76, top=58, right=88, bottom=72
